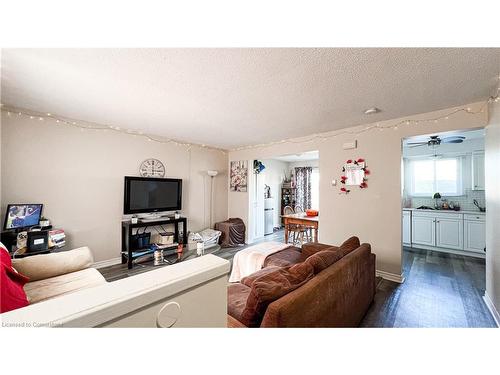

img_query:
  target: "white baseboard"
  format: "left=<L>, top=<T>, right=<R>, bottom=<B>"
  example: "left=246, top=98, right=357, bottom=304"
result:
left=376, top=270, right=405, bottom=284
left=483, top=292, right=500, bottom=327
left=93, top=257, right=122, bottom=269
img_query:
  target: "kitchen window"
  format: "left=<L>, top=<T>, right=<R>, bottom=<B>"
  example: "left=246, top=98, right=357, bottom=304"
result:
left=407, top=156, right=463, bottom=197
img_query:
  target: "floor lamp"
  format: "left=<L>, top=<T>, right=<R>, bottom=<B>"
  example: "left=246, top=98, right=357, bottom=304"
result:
left=207, top=170, right=218, bottom=228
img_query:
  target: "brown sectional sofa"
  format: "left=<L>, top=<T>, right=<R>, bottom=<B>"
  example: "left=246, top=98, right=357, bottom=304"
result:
left=227, top=237, right=376, bottom=327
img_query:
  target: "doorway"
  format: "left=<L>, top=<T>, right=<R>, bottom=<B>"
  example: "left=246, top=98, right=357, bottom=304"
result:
left=247, top=151, right=319, bottom=244
left=395, top=128, right=495, bottom=326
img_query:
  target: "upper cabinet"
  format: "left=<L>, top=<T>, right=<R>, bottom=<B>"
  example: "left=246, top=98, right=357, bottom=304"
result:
left=472, top=151, right=485, bottom=190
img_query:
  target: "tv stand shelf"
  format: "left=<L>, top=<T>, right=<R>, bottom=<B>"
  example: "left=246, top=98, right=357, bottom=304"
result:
left=121, top=216, right=187, bottom=269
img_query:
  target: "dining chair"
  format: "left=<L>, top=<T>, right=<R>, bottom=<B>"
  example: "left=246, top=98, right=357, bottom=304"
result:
left=283, top=205, right=310, bottom=245
left=294, top=205, right=314, bottom=243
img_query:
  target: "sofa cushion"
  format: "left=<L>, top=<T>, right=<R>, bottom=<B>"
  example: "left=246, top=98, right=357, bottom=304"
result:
left=239, top=261, right=314, bottom=327
left=263, top=248, right=302, bottom=268
left=24, top=267, right=106, bottom=304
left=304, top=249, right=343, bottom=274
left=12, top=247, right=94, bottom=282
left=241, top=266, right=280, bottom=288
left=227, top=283, right=252, bottom=323
left=339, top=236, right=361, bottom=256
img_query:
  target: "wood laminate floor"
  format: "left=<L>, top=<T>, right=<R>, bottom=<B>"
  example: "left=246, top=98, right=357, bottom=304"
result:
left=360, top=247, right=496, bottom=328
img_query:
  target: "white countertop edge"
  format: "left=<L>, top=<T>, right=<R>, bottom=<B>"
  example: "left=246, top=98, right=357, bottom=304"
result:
left=403, top=208, right=485, bottom=215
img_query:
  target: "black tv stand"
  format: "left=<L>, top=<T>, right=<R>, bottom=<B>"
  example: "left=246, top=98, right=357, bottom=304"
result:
left=121, top=216, right=188, bottom=269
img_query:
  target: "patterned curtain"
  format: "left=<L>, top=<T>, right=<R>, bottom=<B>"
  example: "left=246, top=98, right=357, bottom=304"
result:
left=295, top=167, right=312, bottom=210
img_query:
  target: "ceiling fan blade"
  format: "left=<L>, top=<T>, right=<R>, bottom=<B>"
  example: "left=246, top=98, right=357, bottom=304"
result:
left=441, top=136, right=465, bottom=144
left=406, top=142, right=427, bottom=145
left=408, top=144, right=427, bottom=148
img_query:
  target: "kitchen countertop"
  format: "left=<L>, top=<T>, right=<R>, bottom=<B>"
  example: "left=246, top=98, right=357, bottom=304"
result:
left=403, top=207, right=485, bottom=215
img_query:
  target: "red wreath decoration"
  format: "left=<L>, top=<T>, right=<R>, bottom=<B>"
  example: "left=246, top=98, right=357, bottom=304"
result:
left=340, top=158, right=369, bottom=193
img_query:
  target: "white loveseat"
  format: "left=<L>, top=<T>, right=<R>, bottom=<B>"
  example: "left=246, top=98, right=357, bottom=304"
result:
left=3, top=248, right=230, bottom=327
left=12, top=247, right=106, bottom=304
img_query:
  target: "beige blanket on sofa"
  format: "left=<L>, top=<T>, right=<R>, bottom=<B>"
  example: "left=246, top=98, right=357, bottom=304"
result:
left=228, top=242, right=291, bottom=282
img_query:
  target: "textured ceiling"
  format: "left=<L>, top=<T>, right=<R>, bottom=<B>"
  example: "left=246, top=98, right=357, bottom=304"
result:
left=1, top=48, right=499, bottom=149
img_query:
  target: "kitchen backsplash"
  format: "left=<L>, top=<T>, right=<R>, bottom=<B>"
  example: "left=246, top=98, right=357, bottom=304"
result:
left=404, top=189, right=486, bottom=212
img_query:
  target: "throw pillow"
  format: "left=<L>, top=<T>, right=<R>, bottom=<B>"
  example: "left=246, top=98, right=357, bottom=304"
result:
left=239, top=261, right=314, bottom=327
left=301, top=242, right=337, bottom=258
left=304, top=249, right=343, bottom=274
left=241, top=266, right=280, bottom=288
left=1, top=243, right=30, bottom=313
left=339, top=236, right=361, bottom=256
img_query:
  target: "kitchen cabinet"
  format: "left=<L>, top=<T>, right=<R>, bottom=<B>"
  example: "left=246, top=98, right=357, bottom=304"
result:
left=472, top=151, right=485, bottom=190
left=406, top=209, right=485, bottom=257
left=464, top=214, right=486, bottom=253
left=402, top=211, right=411, bottom=246
left=412, top=213, right=435, bottom=247
left=436, top=216, right=463, bottom=250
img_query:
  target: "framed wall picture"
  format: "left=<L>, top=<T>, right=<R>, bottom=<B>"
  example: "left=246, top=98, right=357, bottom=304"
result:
left=230, top=160, right=248, bottom=192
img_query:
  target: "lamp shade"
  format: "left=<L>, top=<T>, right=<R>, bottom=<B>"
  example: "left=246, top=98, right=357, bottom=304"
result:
left=207, top=170, right=218, bottom=177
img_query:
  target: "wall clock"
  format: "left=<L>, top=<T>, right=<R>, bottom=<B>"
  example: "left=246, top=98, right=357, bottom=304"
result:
left=139, top=158, right=166, bottom=177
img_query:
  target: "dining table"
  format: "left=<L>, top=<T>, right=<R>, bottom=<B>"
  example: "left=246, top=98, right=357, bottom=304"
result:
left=281, top=213, right=319, bottom=243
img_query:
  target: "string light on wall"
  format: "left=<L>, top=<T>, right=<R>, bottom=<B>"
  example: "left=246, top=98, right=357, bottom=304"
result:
left=0, top=105, right=227, bottom=155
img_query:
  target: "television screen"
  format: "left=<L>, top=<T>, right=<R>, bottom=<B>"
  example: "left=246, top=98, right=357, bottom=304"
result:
left=124, top=177, right=182, bottom=214
left=4, top=204, right=43, bottom=230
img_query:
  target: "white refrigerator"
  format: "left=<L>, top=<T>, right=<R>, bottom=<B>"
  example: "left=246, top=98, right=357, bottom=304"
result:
left=264, top=198, right=275, bottom=235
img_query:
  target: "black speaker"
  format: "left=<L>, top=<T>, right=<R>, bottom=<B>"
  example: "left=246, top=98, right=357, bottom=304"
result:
left=27, top=230, right=49, bottom=252
left=0, top=231, right=18, bottom=252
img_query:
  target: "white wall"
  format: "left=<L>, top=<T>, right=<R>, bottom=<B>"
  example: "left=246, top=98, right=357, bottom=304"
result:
left=1, top=113, right=228, bottom=262
left=485, top=99, right=500, bottom=320
left=228, top=102, right=488, bottom=278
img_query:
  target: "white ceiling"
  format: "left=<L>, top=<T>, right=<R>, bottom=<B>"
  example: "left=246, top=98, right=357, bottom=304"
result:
left=1, top=48, right=499, bottom=150
left=272, top=151, right=319, bottom=162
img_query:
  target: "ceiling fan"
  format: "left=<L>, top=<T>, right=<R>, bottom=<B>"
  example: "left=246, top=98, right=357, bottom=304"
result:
left=406, top=135, right=466, bottom=148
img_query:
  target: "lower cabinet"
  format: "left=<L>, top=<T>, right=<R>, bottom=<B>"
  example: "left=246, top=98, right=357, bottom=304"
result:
left=436, top=217, right=463, bottom=250
left=402, top=211, right=411, bottom=246
left=411, top=214, right=435, bottom=247
left=408, top=211, right=485, bottom=256
left=464, top=216, right=486, bottom=253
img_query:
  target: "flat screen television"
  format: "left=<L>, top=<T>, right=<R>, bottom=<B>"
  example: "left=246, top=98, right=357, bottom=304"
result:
left=124, top=177, right=182, bottom=214
left=4, top=204, right=43, bottom=230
